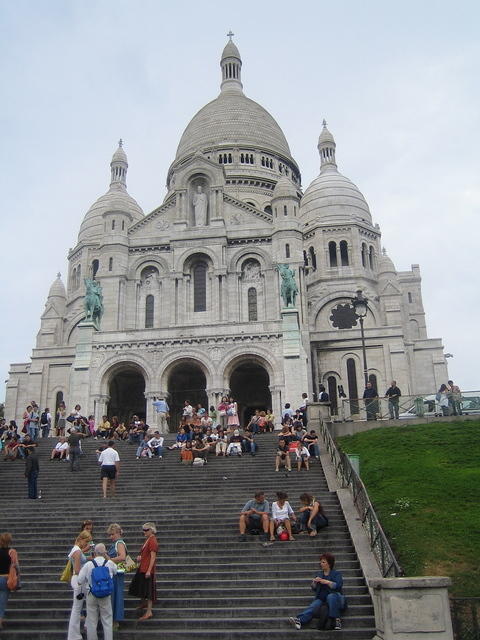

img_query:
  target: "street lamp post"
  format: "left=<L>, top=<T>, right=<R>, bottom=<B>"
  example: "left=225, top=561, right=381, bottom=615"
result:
left=352, top=289, right=369, bottom=386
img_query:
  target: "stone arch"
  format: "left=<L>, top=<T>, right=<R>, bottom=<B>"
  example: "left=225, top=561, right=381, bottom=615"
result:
left=160, top=355, right=212, bottom=431
left=159, top=352, right=214, bottom=391
left=176, top=247, right=218, bottom=273
left=95, top=358, right=150, bottom=423
left=228, top=246, right=273, bottom=273
left=95, top=354, right=152, bottom=396
left=221, top=350, right=278, bottom=389
left=222, top=352, right=274, bottom=426
left=311, top=291, right=380, bottom=329
left=127, top=256, right=169, bottom=280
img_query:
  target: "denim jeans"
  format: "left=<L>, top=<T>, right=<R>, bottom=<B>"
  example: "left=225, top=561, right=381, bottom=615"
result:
left=27, top=471, right=39, bottom=498
left=297, top=593, right=345, bottom=624
left=0, top=576, right=9, bottom=618
left=28, top=425, right=39, bottom=441
left=299, top=511, right=328, bottom=531
left=308, top=443, right=320, bottom=457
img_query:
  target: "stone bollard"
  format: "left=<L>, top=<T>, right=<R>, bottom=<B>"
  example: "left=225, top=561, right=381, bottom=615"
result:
left=369, top=577, right=453, bottom=640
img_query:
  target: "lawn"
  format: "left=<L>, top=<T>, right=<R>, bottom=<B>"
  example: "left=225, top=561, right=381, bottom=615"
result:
left=336, top=420, right=480, bottom=597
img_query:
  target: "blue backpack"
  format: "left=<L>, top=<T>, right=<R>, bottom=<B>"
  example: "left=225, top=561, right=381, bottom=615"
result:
left=90, top=559, right=113, bottom=598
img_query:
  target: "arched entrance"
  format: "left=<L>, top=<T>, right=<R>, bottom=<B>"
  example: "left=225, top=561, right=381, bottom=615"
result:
left=167, top=361, right=208, bottom=431
left=108, top=366, right=146, bottom=424
left=229, top=361, right=271, bottom=426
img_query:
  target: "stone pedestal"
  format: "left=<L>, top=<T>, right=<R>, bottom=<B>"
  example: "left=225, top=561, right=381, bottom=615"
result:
left=281, top=308, right=308, bottom=409
left=370, top=577, right=453, bottom=640
left=69, top=321, right=96, bottom=412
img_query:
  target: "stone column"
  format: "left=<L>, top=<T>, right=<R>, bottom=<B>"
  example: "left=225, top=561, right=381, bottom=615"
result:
left=369, top=577, right=453, bottom=640
left=144, top=391, right=160, bottom=432
left=269, top=385, right=282, bottom=430
left=92, top=394, right=110, bottom=425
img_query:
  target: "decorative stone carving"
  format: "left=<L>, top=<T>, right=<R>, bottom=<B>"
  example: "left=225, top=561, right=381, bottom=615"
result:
left=277, top=264, right=298, bottom=307
left=193, top=185, right=208, bottom=226
left=84, top=278, right=103, bottom=329
left=242, top=259, right=261, bottom=281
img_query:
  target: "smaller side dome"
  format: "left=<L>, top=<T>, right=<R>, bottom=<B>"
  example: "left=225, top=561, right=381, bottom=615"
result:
left=378, top=248, right=397, bottom=275
left=300, top=122, right=372, bottom=225
left=272, top=176, right=298, bottom=200
left=78, top=142, right=144, bottom=242
left=48, top=272, right=66, bottom=299
left=221, top=39, right=240, bottom=61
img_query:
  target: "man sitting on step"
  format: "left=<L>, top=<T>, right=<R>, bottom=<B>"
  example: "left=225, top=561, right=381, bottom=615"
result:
left=239, top=491, right=270, bottom=542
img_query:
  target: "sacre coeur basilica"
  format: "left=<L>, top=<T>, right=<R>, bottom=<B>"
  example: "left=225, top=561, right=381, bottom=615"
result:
left=5, top=36, right=448, bottom=428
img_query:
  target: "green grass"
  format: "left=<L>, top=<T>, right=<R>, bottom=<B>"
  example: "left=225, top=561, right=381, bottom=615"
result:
left=336, top=420, right=480, bottom=597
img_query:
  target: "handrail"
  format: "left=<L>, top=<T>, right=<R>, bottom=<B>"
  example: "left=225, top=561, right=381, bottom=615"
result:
left=335, top=390, right=480, bottom=422
left=320, top=418, right=403, bottom=577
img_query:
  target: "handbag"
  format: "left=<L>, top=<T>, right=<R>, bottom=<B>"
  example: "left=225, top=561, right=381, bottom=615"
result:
left=60, top=558, right=73, bottom=582
left=118, top=554, right=137, bottom=573
left=226, top=406, right=236, bottom=416
left=7, top=549, right=18, bottom=590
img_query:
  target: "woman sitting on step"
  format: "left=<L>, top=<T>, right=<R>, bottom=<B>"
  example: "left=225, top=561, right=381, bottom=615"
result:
left=298, top=493, right=328, bottom=537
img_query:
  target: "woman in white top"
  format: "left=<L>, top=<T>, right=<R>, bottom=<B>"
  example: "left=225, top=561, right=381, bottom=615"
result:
left=269, top=491, right=296, bottom=541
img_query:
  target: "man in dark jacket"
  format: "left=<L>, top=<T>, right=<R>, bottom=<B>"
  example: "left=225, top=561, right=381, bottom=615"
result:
left=25, top=448, right=40, bottom=499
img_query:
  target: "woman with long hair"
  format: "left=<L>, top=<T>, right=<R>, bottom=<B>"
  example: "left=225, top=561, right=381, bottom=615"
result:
left=298, top=493, right=328, bottom=536
left=0, top=532, right=19, bottom=630
left=106, top=523, right=128, bottom=629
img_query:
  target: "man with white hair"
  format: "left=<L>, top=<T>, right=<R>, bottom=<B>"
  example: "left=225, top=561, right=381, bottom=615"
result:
left=77, top=543, right=117, bottom=640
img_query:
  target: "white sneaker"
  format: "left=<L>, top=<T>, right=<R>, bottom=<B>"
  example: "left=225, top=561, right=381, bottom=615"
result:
left=288, top=617, right=301, bottom=630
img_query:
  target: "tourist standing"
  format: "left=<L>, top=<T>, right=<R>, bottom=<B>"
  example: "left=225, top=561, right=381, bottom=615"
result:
left=77, top=543, right=117, bottom=640
left=129, top=522, right=158, bottom=621
left=67, top=428, right=84, bottom=472
left=40, top=408, right=52, bottom=438
left=385, top=381, right=402, bottom=419
left=25, top=448, right=40, bottom=499
left=67, top=530, right=92, bottom=640
left=98, top=441, right=120, bottom=499
left=106, top=523, right=128, bottom=629
left=0, top=532, right=19, bottom=631
left=363, top=382, right=378, bottom=420
left=447, top=380, right=462, bottom=416
left=152, top=397, right=169, bottom=432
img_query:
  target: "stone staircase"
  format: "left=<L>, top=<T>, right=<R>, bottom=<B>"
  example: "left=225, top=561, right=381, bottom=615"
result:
left=0, top=432, right=376, bottom=639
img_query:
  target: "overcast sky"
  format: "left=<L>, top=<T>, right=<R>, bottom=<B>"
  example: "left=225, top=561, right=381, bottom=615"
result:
left=1, top=0, right=479, bottom=401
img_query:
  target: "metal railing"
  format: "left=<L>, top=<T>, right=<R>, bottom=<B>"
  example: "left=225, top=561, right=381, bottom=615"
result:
left=335, top=390, right=480, bottom=422
left=451, top=598, right=480, bottom=640
left=320, top=418, right=403, bottom=577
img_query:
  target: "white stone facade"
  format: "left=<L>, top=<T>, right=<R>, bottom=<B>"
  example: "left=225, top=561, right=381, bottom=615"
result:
left=5, top=38, right=448, bottom=429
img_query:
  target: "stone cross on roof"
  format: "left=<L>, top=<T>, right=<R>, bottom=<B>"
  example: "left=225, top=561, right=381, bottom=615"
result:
left=227, top=30, right=234, bottom=40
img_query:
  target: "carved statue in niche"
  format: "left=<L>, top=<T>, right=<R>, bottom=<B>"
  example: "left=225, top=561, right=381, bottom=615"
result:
left=242, top=259, right=261, bottom=281
left=193, top=185, right=208, bottom=226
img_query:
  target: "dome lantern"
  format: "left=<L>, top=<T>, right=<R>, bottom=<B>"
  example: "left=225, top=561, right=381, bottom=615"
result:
left=317, top=119, right=337, bottom=172
left=220, top=31, right=243, bottom=94
left=110, top=139, right=128, bottom=190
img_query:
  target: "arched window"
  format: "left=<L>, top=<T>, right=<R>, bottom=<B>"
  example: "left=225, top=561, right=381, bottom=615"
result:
left=309, top=246, right=317, bottom=271
left=369, top=246, right=375, bottom=269
left=264, top=205, right=272, bottom=215
left=193, top=262, right=207, bottom=312
left=71, top=267, right=76, bottom=289
left=340, top=241, right=349, bottom=266
left=327, top=376, right=338, bottom=415
left=77, top=264, right=81, bottom=288
left=329, top=241, right=337, bottom=267
left=285, top=243, right=290, bottom=258
left=248, top=287, right=258, bottom=321
left=145, top=295, right=154, bottom=328
left=111, top=219, right=115, bottom=230
left=91, top=259, right=99, bottom=278
left=361, top=243, right=367, bottom=267
left=408, top=292, right=413, bottom=303
left=303, top=250, right=309, bottom=267
left=122, top=220, right=125, bottom=231
left=283, top=205, right=288, bottom=216
left=347, top=358, right=359, bottom=415
left=108, top=257, right=113, bottom=272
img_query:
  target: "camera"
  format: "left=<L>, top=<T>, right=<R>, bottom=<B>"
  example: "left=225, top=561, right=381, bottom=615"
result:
left=76, top=592, right=85, bottom=600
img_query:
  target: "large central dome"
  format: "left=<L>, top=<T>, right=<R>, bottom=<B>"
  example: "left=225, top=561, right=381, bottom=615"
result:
left=175, top=91, right=292, bottom=160
left=174, top=37, right=294, bottom=164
